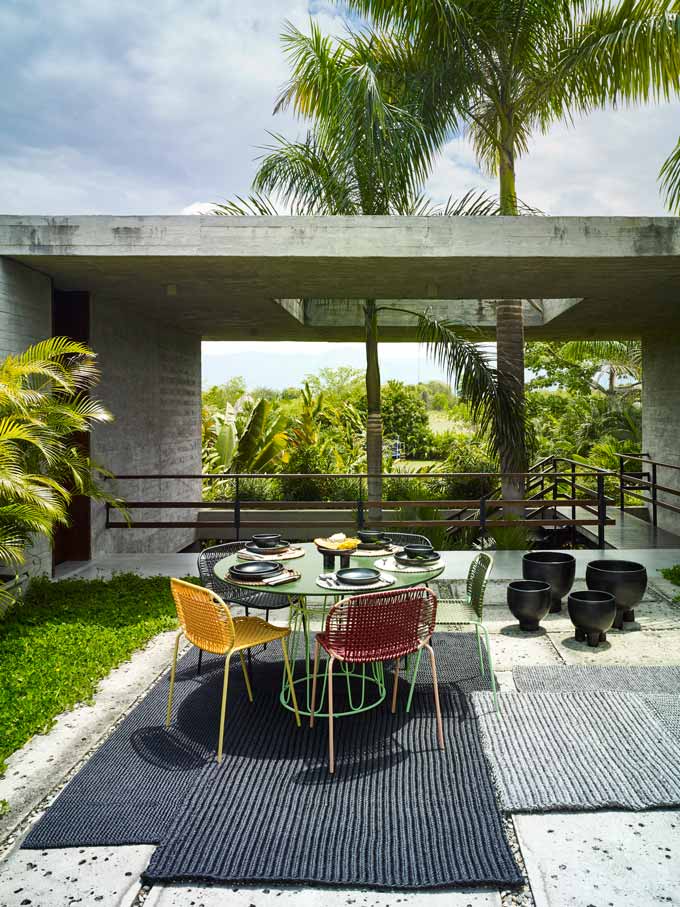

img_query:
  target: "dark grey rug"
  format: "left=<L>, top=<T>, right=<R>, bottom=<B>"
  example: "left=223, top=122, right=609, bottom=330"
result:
left=514, top=665, right=680, bottom=694
left=24, top=633, right=521, bottom=889
left=472, top=690, right=680, bottom=812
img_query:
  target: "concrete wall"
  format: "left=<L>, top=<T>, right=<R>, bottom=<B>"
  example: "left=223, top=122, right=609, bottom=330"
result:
left=90, top=298, right=202, bottom=556
left=0, top=258, right=53, bottom=575
left=642, top=336, right=680, bottom=535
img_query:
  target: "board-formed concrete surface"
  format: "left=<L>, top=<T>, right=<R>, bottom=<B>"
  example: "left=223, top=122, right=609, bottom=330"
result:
left=515, top=810, right=680, bottom=907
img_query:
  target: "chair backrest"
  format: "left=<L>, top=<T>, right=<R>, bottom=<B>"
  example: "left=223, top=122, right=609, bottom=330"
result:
left=197, top=541, right=247, bottom=591
left=170, top=578, right=235, bottom=654
left=466, top=553, right=493, bottom=620
left=383, top=531, right=432, bottom=547
left=324, top=585, right=437, bottom=662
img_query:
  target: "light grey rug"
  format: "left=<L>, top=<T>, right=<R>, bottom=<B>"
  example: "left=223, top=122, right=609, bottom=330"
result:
left=514, top=665, right=680, bottom=694
left=643, top=695, right=680, bottom=738
left=471, top=691, right=680, bottom=812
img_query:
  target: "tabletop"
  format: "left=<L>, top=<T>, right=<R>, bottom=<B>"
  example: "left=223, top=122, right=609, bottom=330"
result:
left=213, top=541, right=445, bottom=598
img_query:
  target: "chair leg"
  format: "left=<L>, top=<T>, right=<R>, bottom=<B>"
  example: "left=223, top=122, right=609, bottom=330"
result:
left=165, top=632, right=182, bottom=728
left=405, top=647, right=424, bottom=713
left=281, top=636, right=301, bottom=727
left=424, top=644, right=445, bottom=750
left=475, top=625, right=485, bottom=676
left=309, top=640, right=320, bottom=728
left=239, top=650, right=253, bottom=702
left=328, top=655, right=336, bottom=774
left=217, top=653, right=232, bottom=763
left=196, top=648, right=203, bottom=676
left=391, top=658, right=400, bottom=713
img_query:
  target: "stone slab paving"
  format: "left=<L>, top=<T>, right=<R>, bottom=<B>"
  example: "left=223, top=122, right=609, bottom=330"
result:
left=550, top=628, right=680, bottom=666
left=514, top=810, right=680, bottom=907
left=0, top=844, right=154, bottom=907
left=144, top=882, right=502, bottom=906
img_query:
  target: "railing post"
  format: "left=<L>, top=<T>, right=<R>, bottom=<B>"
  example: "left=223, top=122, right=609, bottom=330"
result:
left=571, top=462, right=576, bottom=522
left=597, top=472, right=606, bottom=549
left=357, top=476, right=365, bottom=530
left=619, top=455, right=625, bottom=511
left=234, top=476, right=240, bottom=541
left=479, top=495, right=487, bottom=537
left=651, top=462, right=658, bottom=527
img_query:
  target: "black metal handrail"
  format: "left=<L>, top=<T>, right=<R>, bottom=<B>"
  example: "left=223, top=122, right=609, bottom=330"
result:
left=616, top=452, right=680, bottom=527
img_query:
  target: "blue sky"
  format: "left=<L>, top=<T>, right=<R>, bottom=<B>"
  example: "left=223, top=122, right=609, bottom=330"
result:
left=2, top=1, right=678, bottom=389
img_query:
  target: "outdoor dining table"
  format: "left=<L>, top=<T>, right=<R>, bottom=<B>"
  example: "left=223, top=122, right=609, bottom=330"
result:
left=214, top=541, right=445, bottom=717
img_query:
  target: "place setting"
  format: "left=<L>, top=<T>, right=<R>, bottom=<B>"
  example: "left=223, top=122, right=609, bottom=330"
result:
left=375, top=541, right=445, bottom=574
left=316, top=565, right=396, bottom=592
left=237, top=532, right=305, bottom=561
left=229, top=554, right=301, bottom=587
left=350, top=529, right=400, bottom=557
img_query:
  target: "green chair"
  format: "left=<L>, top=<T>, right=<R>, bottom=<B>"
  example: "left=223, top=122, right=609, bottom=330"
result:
left=436, top=552, right=498, bottom=710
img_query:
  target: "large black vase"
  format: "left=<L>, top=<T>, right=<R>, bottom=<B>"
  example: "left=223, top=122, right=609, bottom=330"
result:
left=522, top=551, right=576, bottom=613
left=567, top=590, right=617, bottom=647
left=507, top=580, right=552, bottom=631
left=585, top=560, right=647, bottom=629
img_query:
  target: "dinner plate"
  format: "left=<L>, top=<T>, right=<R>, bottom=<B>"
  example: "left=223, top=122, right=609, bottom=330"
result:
left=245, top=540, right=291, bottom=555
left=394, top=552, right=441, bottom=567
left=335, top=567, right=381, bottom=586
left=229, top=561, right=283, bottom=580
left=357, top=540, right=389, bottom=551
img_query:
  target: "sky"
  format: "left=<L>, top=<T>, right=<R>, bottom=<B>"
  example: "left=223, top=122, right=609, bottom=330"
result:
left=2, top=0, right=678, bottom=388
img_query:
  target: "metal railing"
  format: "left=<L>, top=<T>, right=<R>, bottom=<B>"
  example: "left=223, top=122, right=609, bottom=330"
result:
left=616, top=452, right=680, bottom=527
left=105, top=466, right=615, bottom=546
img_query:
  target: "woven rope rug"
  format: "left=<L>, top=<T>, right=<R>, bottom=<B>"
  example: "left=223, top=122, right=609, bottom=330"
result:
left=471, top=690, right=680, bottom=812
left=514, top=664, right=680, bottom=694
left=25, top=634, right=521, bottom=889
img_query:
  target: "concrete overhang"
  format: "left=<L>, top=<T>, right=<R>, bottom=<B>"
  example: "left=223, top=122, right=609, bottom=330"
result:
left=1, top=214, right=680, bottom=340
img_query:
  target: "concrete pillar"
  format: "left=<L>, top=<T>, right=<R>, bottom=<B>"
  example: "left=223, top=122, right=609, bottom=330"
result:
left=642, top=335, right=680, bottom=535
left=0, top=258, right=54, bottom=575
left=90, top=298, right=202, bottom=556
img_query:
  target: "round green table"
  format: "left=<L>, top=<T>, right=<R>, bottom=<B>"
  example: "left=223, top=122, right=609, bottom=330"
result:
left=214, top=541, right=445, bottom=717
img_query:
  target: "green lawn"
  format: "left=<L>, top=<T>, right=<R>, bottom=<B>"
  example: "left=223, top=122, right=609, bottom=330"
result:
left=661, top=565, right=680, bottom=600
left=0, top=574, right=180, bottom=771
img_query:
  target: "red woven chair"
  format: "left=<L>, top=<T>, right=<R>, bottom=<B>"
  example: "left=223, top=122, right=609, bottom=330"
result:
left=309, top=585, right=444, bottom=773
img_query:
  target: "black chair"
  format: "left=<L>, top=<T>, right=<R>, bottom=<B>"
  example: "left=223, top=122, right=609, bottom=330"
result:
left=382, top=531, right=432, bottom=547
left=196, top=541, right=291, bottom=674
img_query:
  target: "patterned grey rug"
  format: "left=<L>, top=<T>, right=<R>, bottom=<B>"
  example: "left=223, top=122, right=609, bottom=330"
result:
left=514, top=665, right=680, bottom=694
left=471, top=691, right=680, bottom=812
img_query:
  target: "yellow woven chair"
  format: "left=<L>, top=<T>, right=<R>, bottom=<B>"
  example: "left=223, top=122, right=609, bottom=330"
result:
left=166, top=578, right=300, bottom=762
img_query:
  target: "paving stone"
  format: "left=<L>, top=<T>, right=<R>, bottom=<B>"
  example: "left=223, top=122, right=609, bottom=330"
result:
left=514, top=810, right=680, bottom=907
left=549, top=628, right=680, bottom=665
left=145, top=882, right=502, bottom=906
left=0, top=843, right=153, bottom=907
left=487, top=630, right=562, bottom=672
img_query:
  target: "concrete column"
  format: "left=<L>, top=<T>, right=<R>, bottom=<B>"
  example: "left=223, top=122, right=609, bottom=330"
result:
left=642, top=335, right=680, bottom=535
left=0, top=258, right=53, bottom=575
left=90, top=298, right=202, bottom=556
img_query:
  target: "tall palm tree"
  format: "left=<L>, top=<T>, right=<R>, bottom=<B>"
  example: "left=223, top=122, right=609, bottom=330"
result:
left=217, top=22, right=524, bottom=510
left=323, top=0, right=680, bottom=495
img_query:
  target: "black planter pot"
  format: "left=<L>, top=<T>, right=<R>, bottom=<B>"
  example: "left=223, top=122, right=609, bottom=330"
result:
left=567, top=590, right=616, bottom=647
left=522, top=551, right=576, bottom=613
left=585, top=560, right=647, bottom=629
left=507, top=580, right=552, bottom=631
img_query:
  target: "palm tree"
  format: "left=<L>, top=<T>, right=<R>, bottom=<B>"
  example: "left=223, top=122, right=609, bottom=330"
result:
left=559, top=340, right=642, bottom=394
left=327, top=0, right=680, bottom=496
left=0, top=338, right=123, bottom=603
left=216, top=22, right=524, bottom=511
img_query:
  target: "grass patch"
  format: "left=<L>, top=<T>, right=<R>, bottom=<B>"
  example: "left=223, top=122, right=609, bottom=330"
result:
left=661, top=565, right=680, bottom=601
left=0, top=573, right=180, bottom=771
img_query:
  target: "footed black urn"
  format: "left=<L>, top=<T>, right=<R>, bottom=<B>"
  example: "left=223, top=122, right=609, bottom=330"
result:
left=585, top=559, right=647, bottom=629
left=507, top=580, right=552, bottom=631
left=567, top=590, right=616, bottom=647
left=522, top=551, right=576, bottom=613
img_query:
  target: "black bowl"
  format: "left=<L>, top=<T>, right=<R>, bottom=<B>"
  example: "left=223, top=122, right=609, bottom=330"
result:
left=358, top=529, right=388, bottom=544
left=567, top=589, right=616, bottom=647
left=251, top=533, right=283, bottom=548
left=245, top=540, right=290, bottom=555
left=403, top=543, right=434, bottom=559
left=522, top=551, right=576, bottom=613
left=507, top=580, right=551, bottom=632
left=585, top=559, right=647, bottom=628
left=394, top=551, right=440, bottom=567
left=230, top=561, right=283, bottom=580
left=335, top=567, right=381, bottom=586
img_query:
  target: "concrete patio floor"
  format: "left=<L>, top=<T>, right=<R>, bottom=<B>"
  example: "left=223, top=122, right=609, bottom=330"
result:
left=1, top=549, right=679, bottom=907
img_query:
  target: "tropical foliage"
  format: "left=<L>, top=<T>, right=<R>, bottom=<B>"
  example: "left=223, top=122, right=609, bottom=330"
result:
left=0, top=338, right=121, bottom=603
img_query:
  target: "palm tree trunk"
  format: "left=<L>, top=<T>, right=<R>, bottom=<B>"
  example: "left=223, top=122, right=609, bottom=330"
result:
left=497, top=131, right=527, bottom=509
left=364, top=300, right=383, bottom=520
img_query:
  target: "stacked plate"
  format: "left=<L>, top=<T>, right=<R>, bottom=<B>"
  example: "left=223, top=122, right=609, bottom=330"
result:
left=244, top=540, right=291, bottom=555
left=229, top=561, right=283, bottom=581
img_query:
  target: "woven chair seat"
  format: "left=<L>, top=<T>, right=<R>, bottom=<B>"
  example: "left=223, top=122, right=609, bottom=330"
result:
left=436, top=597, right=480, bottom=624
left=232, top=616, right=289, bottom=651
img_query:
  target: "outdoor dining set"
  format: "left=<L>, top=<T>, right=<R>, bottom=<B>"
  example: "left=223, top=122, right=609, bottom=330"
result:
left=165, top=531, right=648, bottom=772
